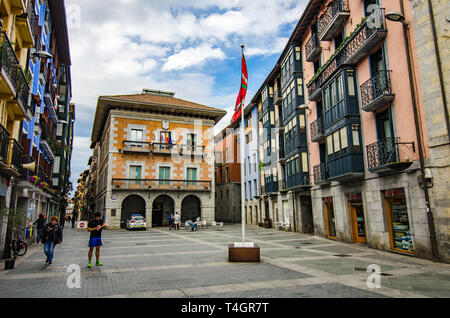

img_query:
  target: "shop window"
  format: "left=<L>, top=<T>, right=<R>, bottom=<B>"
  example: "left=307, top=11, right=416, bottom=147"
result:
left=384, top=189, right=414, bottom=253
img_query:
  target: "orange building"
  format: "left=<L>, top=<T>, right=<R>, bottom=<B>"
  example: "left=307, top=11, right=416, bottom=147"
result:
left=214, top=125, right=241, bottom=223
left=90, top=89, right=226, bottom=229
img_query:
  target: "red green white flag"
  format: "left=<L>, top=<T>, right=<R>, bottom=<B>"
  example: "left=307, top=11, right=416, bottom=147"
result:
left=231, top=51, right=248, bottom=124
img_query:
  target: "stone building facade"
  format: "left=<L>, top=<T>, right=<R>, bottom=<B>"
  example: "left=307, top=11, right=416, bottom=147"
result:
left=411, top=0, right=450, bottom=262
left=90, top=89, right=226, bottom=229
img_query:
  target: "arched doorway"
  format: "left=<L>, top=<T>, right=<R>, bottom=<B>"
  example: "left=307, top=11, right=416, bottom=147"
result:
left=181, top=195, right=201, bottom=222
left=121, top=195, right=146, bottom=224
left=152, top=195, right=174, bottom=227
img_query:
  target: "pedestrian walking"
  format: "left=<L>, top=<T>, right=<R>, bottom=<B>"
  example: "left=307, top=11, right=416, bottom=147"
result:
left=33, top=214, right=45, bottom=245
left=174, top=212, right=180, bottom=230
left=168, top=213, right=174, bottom=230
left=41, top=216, right=63, bottom=265
left=87, top=212, right=108, bottom=268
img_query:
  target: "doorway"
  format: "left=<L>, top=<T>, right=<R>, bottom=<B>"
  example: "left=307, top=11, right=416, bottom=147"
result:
left=348, top=194, right=367, bottom=243
left=181, top=195, right=201, bottom=222
left=324, top=198, right=336, bottom=240
left=152, top=195, right=174, bottom=227
left=121, top=195, right=146, bottom=224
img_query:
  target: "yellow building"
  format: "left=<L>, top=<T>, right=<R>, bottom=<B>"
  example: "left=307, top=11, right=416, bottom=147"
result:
left=0, top=0, right=35, bottom=178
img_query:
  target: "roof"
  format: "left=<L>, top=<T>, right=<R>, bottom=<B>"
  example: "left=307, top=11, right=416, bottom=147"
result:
left=91, top=91, right=227, bottom=143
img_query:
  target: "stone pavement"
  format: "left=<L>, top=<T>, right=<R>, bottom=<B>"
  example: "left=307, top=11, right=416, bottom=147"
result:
left=0, top=224, right=449, bottom=298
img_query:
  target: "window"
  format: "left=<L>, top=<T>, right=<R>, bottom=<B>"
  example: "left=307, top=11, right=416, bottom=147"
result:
left=187, top=133, right=196, bottom=146
left=246, top=132, right=252, bottom=144
left=56, top=124, right=63, bottom=137
left=187, top=168, right=197, bottom=185
left=130, top=165, right=142, bottom=184
left=352, top=124, right=361, bottom=152
left=159, top=166, right=170, bottom=184
left=323, top=87, right=330, bottom=111
left=340, top=127, right=348, bottom=150
left=160, top=131, right=172, bottom=146
left=131, top=129, right=143, bottom=142
left=333, top=131, right=341, bottom=153
left=297, top=78, right=303, bottom=96
left=226, top=167, right=229, bottom=182
left=302, top=152, right=309, bottom=172
left=53, top=156, right=60, bottom=174
left=253, top=154, right=257, bottom=172
left=347, top=71, right=356, bottom=96
left=295, top=47, right=301, bottom=61
left=270, top=111, right=275, bottom=125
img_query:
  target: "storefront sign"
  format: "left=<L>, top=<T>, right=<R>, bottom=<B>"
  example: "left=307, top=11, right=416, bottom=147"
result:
left=385, top=188, right=405, bottom=198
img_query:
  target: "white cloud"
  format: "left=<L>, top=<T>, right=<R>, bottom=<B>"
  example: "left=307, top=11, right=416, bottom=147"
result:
left=66, top=0, right=308, bottom=193
left=162, top=44, right=226, bottom=71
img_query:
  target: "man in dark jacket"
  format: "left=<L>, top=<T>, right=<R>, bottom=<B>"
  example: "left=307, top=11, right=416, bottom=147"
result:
left=33, top=214, right=45, bottom=245
left=41, top=216, right=63, bottom=265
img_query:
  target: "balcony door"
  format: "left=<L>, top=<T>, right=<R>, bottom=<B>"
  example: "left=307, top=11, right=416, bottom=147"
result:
left=129, top=165, right=141, bottom=186
left=187, top=168, right=197, bottom=186
left=376, top=109, right=396, bottom=165
left=159, top=166, right=170, bottom=185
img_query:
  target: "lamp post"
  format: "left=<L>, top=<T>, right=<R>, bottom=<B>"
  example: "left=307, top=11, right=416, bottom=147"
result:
left=385, top=3, right=440, bottom=262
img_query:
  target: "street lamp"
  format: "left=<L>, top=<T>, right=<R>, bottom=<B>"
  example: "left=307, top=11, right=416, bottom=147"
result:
left=385, top=11, right=409, bottom=27
left=31, top=50, right=53, bottom=60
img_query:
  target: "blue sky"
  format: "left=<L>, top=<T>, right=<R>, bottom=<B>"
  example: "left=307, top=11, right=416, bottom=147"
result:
left=66, top=0, right=307, bottom=192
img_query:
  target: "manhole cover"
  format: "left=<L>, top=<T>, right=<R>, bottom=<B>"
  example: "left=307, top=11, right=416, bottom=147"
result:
left=295, top=247, right=302, bottom=249
left=380, top=273, right=394, bottom=277
left=301, top=242, right=313, bottom=245
left=354, top=267, right=393, bottom=276
left=136, top=243, right=147, bottom=246
left=334, top=254, right=352, bottom=257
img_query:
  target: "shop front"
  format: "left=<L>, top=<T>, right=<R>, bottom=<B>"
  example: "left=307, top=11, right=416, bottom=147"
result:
left=348, top=193, right=366, bottom=244
left=324, top=197, right=336, bottom=240
left=384, top=188, right=414, bottom=254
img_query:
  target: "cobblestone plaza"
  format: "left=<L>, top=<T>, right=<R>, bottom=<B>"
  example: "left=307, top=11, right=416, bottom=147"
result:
left=0, top=225, right=448, bottom=298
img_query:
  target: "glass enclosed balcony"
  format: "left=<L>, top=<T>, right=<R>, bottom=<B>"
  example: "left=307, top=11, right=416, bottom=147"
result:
left=318, top=0, right=350, bottom=41
left=360, top=70, right=394, bottom=112
left=328, top=152, right=364, bottom=181
left=264, top=180, right=279, bottom=194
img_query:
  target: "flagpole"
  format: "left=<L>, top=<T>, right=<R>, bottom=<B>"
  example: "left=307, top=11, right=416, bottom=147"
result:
left=240, top=44, right=246, bottom=243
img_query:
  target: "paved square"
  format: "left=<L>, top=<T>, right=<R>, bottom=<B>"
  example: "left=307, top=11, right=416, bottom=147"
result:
left=0, top=224, right=449, bottom=298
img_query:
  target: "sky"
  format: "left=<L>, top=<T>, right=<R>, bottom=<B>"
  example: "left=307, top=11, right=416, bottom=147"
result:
left=66, top=0, right=308, bottom=193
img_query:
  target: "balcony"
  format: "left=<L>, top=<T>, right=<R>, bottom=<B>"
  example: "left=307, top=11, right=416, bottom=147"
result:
left=274, top=89, right=282, bottom=105
left=279, top=180, right=287, bottom=193
left=310, top=117, right=325, bottom=142
left=264, top=180, right=279, bottom=194
left=0, top=32, right=19, bottom=96
left=313, top=163, right=330, bottom=185
left=307, top=17, right=387, bottom=102
left=112, top=179, right=212, bottom=192
left=367, top=138, right=415, bottom=172
left=328, top=152, right=364, bottom=181
left=286, top=174, right=310, bottom=190
left=152, top=143, right=205, bottom=156
left=360, top=70, right=394, bottom=112
left=2, top=139, right=24, bottom=176
left=305, top=33, right=322, bottom=62
left=341, top=17, right=387, bottom=66
left=0, top=124, right=10, bottom=167
left=123, top=141, right=151, bottom=153
left=16, top=0, right=37, bottom=48
left=318, top=0, right=350, bottom=41
left=14, top=67, right=32, bottom=117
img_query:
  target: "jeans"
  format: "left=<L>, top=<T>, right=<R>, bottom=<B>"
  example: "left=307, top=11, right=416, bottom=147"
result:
left=36, top=228, right=42, bottom=244
left=44, top=241, right=55, bottom=262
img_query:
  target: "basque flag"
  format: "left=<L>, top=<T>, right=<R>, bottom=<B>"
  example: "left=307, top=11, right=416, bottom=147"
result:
left=231, top=50, right=248, bottom=124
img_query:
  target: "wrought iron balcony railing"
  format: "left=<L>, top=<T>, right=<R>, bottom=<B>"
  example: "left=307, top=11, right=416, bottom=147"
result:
left=264, top=180, right=279, bottom=194
left=318, top=0, right=350, bottom=41
left=310, top=117, right=325, bottom=142
left=152, top=143, right=205, bottom=155
left=305, top=33, right=322, bottom=62
left=360, top=70, right=394, bottom=112
left=0, top=32, right=19, bottom=94
left=313, top=163, right=329, bottom=185
left=307, top=17, right=387, bottom=101
left=0, top=124, right=10, bottom=166
left=112, top=179, right=212, bottom=191
left=16, top=67, right=31, bottom=115
left=10, top=138, right=23, bottom=172
left=366, top=138, right=415, bottom=172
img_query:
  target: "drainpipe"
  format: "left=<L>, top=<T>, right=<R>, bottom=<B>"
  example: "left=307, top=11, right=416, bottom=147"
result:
left=399, top=0, right=440, bottom=261
left=426, top=0, right=450, bottom=138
